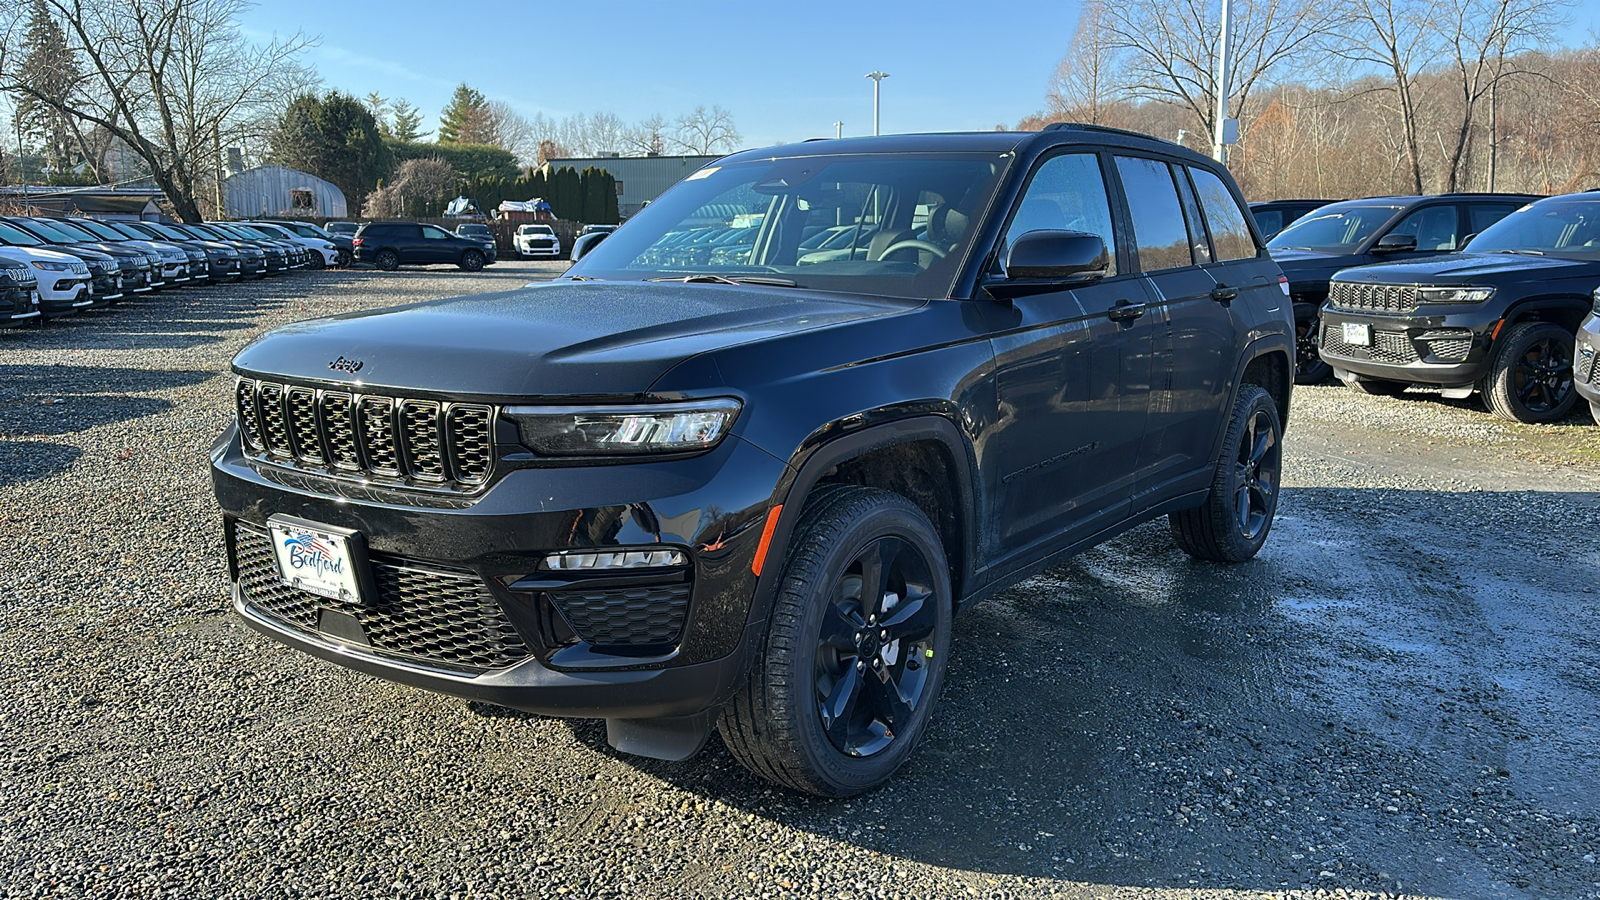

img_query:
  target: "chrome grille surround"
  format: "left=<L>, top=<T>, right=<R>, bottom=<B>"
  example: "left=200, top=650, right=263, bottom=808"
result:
left=235, top=377, right=496, bottom=493
left=1328, top=281, right=1418, bottom=315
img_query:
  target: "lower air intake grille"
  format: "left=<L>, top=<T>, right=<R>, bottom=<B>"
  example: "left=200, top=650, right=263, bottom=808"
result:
left=548, top=584, right=692, bottom=648
left=233, top=522, right=529, bottom=672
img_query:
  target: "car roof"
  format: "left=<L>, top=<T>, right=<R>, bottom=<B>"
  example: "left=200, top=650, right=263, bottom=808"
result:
left=717, top=124, right=1219, bottom=168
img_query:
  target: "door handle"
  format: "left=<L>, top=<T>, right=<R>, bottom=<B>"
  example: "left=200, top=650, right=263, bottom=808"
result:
left=1107, top=300, right=1146, bottom=322
left=1211, top=285, right=1240, bottom=304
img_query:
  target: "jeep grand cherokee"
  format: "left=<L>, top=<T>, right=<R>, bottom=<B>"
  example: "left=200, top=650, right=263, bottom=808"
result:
left=212, top=126, right=1294, bottom=796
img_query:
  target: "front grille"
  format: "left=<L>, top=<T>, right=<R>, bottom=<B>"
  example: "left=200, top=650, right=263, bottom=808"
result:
left=1328, top=281, right=1416, bottom=314
left=526, top=239, right=555, bottom=249
left=233, top=522, right=530, bottom=672
left=548, top=583, right=692, bottom=648
left=236, top=378, right=495, bottom=493
left=1322, top=328, right=1420, bottom=364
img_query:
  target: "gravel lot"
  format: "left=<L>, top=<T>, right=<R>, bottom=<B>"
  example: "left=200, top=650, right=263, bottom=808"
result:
left=1, top=261, right=1597, bottom=900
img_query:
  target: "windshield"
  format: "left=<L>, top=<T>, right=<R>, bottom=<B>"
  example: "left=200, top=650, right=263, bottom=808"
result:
left=1268, top=203, right=1403, bottom=252
left=569, top=152, right=1008, bottom=298
left=1467, top=198, right=1600, bottom=259
left=519, top=226, right=552, bottom=235
left=98, top=221, right=148, bottom=241
left=458, top=225, right=490, bottom=235
left=0, top=221, right=46, bottom=246
left=62, top=219, right=124, bottom=241
left=144, top=223, right=194, bottom=242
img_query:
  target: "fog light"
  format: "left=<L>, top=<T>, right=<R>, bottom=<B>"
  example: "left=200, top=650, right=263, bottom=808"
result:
left=542, top=549, right=689, bottom=570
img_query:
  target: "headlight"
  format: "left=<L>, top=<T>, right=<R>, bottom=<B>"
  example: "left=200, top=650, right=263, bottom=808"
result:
left=30, top=260, right=74, bottom=271
left=508, top=399, right=741, bottom=456
left=1416, top=286, right=1494, bottom=304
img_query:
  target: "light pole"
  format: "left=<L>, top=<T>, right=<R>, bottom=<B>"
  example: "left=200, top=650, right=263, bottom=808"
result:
left=834, top=120, right=843, bottom=140
left=1212, top=0, right=1235, bottom=163
left=865, top=71, right=889, bottom=136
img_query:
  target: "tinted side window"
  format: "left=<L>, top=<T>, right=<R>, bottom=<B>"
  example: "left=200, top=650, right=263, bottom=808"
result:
left=1469, top=203, right=1519, bottom=234
left=421, top=225, right=453, bottom=241
left=1004, top=153, right=1117, bottom=276
left=1114, top=156, right=1191, bottom=271
left=1189, top=168, right=1256, bottom=260
left=1254, top=210, right=1284, bottom=238
left=1391, top=205, right=1459, bottom=251
left=1173, top=169, right=1212, bottom=264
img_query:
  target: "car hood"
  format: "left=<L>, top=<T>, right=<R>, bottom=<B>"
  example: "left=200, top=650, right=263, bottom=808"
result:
left=232, top=281, right=920, bottom=398
left=1332, top=252, right=1600, bottom=285
left=0, top=245, right=83, bottom=264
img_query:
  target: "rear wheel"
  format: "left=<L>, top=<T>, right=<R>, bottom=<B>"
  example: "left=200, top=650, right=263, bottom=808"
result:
left=335, top=249, right=352, bottom=267
left=1346, top=376, right=1408, bottom=396
left=1483, top=321, right=1577, bottom=423
left=374, top=249, right=400, bottom=271
left=719, top=486, right=952, bottom=797
left=1293, top=302, right=1331, bottom=384
left=1170, top=384, right=1282, bottom=563
left=459, top=250, right=485, bottom=272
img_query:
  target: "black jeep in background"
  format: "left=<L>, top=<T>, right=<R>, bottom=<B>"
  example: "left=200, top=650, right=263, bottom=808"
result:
left=213, top=126, right=1294, bottom=796
left=353, top=221, right=494, bottom=271
left=1322, top=192, right=1600, bottom=423
left=1268, top=193, right=1539, bottom=383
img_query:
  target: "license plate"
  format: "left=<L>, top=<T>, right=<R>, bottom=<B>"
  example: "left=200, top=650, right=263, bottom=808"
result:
left=268, top=516, right=363, bottom=603
left=1343, top=322, right=1373, bottom=346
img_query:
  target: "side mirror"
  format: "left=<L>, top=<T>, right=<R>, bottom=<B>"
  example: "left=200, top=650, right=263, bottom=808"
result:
left=1373, top=232, right=1417, bottom=252
left=1002, top=229, right=1110, bottom=280
left=1461, top=232, right=1478, bottom=249
left=570, top=230, right=609, bottom=263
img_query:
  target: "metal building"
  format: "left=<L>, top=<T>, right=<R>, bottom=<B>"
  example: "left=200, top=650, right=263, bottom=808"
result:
left=542, top=154, right=720, bottom=218
left=222, top=164, right=348, bottom=219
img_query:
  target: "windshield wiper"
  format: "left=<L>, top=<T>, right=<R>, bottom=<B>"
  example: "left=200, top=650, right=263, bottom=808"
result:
left=567, top=274, right=602, bottom=281
left=1493, top=249, right=1545, bottom=256
left=648, top=274, right=798, bottom=287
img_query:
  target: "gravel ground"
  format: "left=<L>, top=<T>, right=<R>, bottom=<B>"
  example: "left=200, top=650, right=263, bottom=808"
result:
left=1, top=263, right=1597, bottom=900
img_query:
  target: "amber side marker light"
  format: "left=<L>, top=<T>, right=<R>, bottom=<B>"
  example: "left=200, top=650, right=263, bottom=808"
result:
left=751, top=505, right=783, bottom=576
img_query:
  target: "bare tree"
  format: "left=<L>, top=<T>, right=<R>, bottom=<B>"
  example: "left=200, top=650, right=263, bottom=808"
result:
left=1101, top=0, right=1335, bottom=139
left=0, top=0, right=313, bottom=221
left=1046, top=0, right=1124, bottom=124
left=673, top=105, right=741, bottom=154
left=482, top=100, right=537, bottom=163
left=623, top=113, right=670, bottom=155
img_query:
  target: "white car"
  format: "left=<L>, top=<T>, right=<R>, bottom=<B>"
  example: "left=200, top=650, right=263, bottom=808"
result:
left=514, top=224, right=562, bottom=259
left=0, top=245, right=91, bottom=319
left=245, top=222, right=340, bottom=269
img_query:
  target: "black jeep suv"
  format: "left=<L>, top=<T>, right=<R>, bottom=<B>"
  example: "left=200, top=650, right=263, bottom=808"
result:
left=354, top=221, right=493, bottom=271
left=1268, top=193, right=1538, bottom=384
left=1322, top=192, right=1599, bottom=423
left=212, top=127, right=1295, bottom=796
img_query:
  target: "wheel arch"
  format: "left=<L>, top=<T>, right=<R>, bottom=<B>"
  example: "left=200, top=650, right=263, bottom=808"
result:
left=1500, top=294, right=1589, bottom=335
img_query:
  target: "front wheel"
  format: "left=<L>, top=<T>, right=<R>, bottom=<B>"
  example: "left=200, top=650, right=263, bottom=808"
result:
left=335, top=249, right=352, bottom=268
left=1293, top=303, right=1331, bottom=384
left=459, top=250, right=485, bottom=272
left=719, top=486, right=952, bottom=797
left=1170, top=384, right=1283, bottom=563
left=1483, top=321, right=1577, bottom=423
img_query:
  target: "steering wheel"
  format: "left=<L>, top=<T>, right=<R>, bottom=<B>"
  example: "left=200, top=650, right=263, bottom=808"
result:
left=878, top=239, right=949, bottom=260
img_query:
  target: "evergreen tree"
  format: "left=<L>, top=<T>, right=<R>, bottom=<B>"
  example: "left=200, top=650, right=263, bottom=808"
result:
left=269, top=91, right=391, bottom=213
left=388, top=99, right=428, bottom=142
left=438, top=84, right=490, bottom=144
left=602, top=171, right=619, bottom=224
left=16, top=1, right=89, bottom=181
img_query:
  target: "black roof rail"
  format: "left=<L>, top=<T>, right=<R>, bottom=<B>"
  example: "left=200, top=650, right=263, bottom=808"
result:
left=1043, top=122, right=1174, bottom=144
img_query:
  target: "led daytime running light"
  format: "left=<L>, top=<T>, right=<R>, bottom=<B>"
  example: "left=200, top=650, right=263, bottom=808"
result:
left=542, top=549, right=689, bottom=570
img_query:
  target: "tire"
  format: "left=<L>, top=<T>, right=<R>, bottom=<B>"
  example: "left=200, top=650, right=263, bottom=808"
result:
left=718, top=485, right=953, bottom=797
left=374, top=249, right=400, bottom=271
left=336, top=249, right=352, bottom=268
left=1170, top=384, right=1283, bottom=563
left=459, top=250, right=485, bottom=272
left=1483, top=321, right=1577, bottom=423
left=308, top=252, right=326, bottom=270
left=1293, top=302, right=1332, bottom=384
left=1346, top=377, right=1408, bottom=396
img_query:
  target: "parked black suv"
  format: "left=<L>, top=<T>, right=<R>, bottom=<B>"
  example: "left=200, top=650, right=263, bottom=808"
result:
left=354, top=221, right=493, bottom=271
left=1249, top=198, right=1335, bottom=241
left=1268, top=193, right=1539, bottom=383
left=213, top=127, right=1294, bottom=796
left=1322, top=192, right=1599, bottom=423
left=0, top=258, right=39, bottom=327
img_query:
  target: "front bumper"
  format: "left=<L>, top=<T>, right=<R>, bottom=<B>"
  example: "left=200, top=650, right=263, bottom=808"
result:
left=0, top=285, right=40, bottom=325
left=38, top=278, right=92, bottom=314
left=211, top=426, right=786, bottom=719
left=1318, top=304, right=1500, bottom=385
left=518, top=244, right=561, bottom=258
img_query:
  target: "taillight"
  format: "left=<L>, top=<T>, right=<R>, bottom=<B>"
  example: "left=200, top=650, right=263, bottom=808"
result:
left=1278, top=274, right=1290, bottom=296
left=352, top=237, right=364, bottom=246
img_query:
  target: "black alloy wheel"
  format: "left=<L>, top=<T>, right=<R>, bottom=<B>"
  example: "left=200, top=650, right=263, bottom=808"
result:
left=335, top=249, right=352, bottom=267
left=1293, top=303, right=1331, bottom=384
left=374, top=249, right=400, bottom=271
left=460, top=249, right=485, bottom=272
left=1483, top=321, right=1577, bottom=423
left=719, top=486, right=952, bottom=797
left=1170, top=384, right=1283, bottom=562
left=813, top=535, right=941, bottom=759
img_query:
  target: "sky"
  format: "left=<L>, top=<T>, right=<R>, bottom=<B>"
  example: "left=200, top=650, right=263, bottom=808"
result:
left=238, top=0, right=1600, bottom=153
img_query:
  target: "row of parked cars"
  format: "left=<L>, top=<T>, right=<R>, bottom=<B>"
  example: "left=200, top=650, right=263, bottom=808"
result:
left=1248, top=191, right=1600, bottom=424
left=0, top=216, right=343, bottom=328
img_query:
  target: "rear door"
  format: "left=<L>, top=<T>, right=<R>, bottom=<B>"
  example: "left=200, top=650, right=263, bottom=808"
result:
left=418, top=224, right=456, bottom=263
left=983, top=151, right=1154, bottom=559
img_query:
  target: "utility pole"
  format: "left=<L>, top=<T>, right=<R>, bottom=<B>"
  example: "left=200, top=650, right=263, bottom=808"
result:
left=1212, top=0, right=1235, bottom=164
left=834, top=120, right=843, bottom=140
left=1177, top=129, right=1189, bottom=147
left=865, top=72, right=889, bottom=136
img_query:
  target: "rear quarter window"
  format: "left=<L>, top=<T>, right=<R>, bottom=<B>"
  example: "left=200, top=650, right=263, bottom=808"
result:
left=1189, top=168, right=1257, bottom=261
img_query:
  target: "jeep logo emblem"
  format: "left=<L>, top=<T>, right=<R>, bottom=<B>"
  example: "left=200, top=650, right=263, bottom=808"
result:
left=328, top=356, right=364, bottom=373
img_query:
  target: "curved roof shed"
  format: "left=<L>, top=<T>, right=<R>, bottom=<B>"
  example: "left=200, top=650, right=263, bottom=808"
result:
left=223, top=164, right=347, bottom=219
